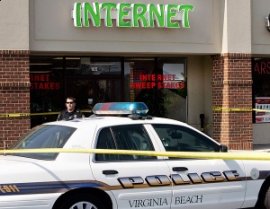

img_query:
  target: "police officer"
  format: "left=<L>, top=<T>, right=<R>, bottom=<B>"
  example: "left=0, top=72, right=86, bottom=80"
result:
left=57, top=97, right=83, bottom=121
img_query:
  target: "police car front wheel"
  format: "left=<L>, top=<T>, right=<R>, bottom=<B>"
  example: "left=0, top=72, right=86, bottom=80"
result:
left=58, top=194, right=106, bottom=209
left=264, top=186, right=270, bottom=209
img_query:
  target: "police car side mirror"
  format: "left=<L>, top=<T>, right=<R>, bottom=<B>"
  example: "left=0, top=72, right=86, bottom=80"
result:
left=219, top=144, right=228, bottom=152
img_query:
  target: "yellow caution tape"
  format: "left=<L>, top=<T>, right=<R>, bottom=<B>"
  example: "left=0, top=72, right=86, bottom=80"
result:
left=0, top=107, right=269, bottom=118
left=0, top=113, right=31, bottom=118
left=0, top=110, right=92, bottom=118
left=2, top=148, right=270, bottom=161
left=213, top=107, right=270, bottom=113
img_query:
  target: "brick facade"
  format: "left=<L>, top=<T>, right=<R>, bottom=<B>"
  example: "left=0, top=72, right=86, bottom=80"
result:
left=212, top=53, right=253, bottom=150
left=0, top=50, right=31, bottom=148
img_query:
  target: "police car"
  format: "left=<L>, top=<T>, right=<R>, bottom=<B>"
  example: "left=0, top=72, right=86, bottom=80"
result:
left=1, top=102, right=270, bottom=209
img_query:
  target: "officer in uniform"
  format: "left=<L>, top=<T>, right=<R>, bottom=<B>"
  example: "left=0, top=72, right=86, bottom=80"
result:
left=57, top=97, right=83, bottom=121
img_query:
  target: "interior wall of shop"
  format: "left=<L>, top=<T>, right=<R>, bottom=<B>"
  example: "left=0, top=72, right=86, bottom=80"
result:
left=251, top=0, right=270, bottom=146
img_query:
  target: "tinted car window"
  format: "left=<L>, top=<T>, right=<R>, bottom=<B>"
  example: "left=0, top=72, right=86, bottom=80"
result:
left=95, top=125, right=156, bottom=161
left=152, top=124, right=220, bottom=152
left=12, top=125, right=76, bottom=160
left=95, top=127, right=118, bottom=161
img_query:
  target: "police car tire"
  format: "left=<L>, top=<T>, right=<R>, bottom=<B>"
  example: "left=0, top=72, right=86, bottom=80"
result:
left=58, top=193, right=106, bottom=209
left=264, top=187, right=270, bottom=209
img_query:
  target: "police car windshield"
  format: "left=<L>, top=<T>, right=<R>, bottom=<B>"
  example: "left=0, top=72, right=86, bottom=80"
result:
left=10, top=125, right=76, bottom=160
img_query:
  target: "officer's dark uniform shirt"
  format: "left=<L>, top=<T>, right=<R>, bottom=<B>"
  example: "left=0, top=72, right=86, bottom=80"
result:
left=57, top=109, right=83, bottom=121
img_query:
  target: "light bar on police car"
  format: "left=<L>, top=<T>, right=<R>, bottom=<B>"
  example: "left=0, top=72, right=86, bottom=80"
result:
left=92, top=102, right=149, bottom=115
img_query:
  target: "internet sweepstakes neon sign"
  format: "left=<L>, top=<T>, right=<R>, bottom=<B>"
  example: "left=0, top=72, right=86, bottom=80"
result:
left=72, top=2, right=194, bottom=29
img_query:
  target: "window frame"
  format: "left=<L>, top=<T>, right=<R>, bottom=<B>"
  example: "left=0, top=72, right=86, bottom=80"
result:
left=152, top=124, right=221, bottom=153
left=95, top=124, right=157, bottom=162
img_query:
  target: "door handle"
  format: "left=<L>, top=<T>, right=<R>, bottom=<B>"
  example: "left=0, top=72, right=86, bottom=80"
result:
left=172, top=167, right=188, bottom=172
left=102, top=170, right=119, bottom=175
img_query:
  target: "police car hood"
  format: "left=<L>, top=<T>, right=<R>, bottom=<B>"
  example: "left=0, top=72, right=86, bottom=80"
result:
left=0, top=155, right=58, bottom=183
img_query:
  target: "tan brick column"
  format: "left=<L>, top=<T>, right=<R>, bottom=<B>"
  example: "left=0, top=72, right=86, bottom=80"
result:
left=0, top=50, right=31, bottom=148
left=212, top=53, right=253, bottom=150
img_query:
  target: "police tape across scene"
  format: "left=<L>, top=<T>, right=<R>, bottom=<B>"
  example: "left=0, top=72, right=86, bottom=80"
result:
left=0, top=110, right=91, bottom=118
left=1, top=148, right=270, bottom=160
left=212, top=107, right=270, bottom=113
left=0, top=107, right=269, bottom=118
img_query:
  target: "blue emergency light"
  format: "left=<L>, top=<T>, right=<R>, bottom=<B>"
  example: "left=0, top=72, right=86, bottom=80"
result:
left=92, top=102, right=149, bottom=116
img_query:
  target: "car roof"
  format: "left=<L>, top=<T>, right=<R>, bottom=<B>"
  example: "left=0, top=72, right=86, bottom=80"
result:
left=44, top=115, right=189, bottom=129
left=42, top=114, right=217, bottom=144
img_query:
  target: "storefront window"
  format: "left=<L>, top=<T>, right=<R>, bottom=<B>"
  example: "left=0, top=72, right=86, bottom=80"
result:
left=124, top=58, right=187, bottom=122
left=30, top=56, right=122, bottom=127
left=252, top=58, right=270, bottom=123
left=30, top=56, right=187, bottom=127
left=30, top=56, right=64, bottom=127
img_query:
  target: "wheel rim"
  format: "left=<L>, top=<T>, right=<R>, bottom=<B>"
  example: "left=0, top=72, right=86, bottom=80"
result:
left=69, top=201, right=98, bottom=209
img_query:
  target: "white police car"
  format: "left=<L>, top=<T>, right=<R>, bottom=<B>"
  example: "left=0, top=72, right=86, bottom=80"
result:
left=1, top=102, right=270, bottom=209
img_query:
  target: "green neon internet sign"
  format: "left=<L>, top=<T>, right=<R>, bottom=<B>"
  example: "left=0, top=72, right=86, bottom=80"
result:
left=72, top=2, right=194, bottom=29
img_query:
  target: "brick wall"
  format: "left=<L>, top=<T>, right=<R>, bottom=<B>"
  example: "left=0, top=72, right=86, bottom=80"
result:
left=212, top=53, right=253, bottom=150
left=0, top=50, right=31, bottom=148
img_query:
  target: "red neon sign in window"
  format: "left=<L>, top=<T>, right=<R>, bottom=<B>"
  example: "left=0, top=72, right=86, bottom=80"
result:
left=130, top=73, right=185, bottom=89
left=30, top=73, right=61, bottom=90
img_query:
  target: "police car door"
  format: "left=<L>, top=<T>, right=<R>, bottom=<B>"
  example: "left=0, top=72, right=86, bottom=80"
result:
left=151, top=124, right=246, bottom=209
left=91, top=124, right=172, bottom=209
